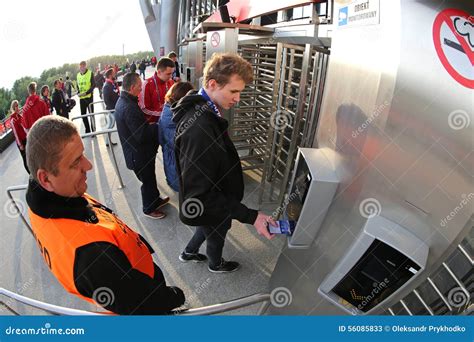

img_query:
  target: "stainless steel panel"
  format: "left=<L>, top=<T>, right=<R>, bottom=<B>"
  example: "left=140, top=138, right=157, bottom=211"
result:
left=266, top=0, right=473, bottom=315
left=159, top=0, right=179, bottom=55
left=139, top=0, right=161, bottom=56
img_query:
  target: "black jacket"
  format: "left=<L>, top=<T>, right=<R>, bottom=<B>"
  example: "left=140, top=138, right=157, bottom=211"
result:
left=94, top=73, right=105, bottom=90
left=103, top=81, right=119, bottom=110
left=172, top=91, right=258, bottom=226
left=51, top=89, right=68, bottom=118
left=26, top=179, right=185, bottom=315
left=115, top=91, right=159, bottom=170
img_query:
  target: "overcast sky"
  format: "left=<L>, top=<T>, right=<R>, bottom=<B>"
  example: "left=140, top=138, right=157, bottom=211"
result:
left=0, top=0, right=153, bottom=89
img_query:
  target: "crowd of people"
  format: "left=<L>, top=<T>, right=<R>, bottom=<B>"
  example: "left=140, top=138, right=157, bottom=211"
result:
left=11, top=51, right=276, bottom=316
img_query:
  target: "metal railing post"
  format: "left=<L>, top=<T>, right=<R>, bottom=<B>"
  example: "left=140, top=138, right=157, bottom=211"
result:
left=71, top=112, right=124, bottom=189
left=6, top=185, right=33, bottom=236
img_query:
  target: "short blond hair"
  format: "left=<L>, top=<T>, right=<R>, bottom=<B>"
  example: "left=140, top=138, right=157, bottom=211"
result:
left=203, top=53, right=253, bottom=87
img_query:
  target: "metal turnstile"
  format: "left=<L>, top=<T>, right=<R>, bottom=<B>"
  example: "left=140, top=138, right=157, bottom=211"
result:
left=259, top=42, right=330, bottom=205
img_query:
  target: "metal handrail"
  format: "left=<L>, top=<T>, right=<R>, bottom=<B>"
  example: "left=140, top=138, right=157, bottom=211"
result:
left=0, top=287, right=270, bottom=316
left=6, top=184, right=32, bottom=235
left=0, top=287, right=106, bottom=316
left=5, top=186, right=271, bottom=315
left=177, top=293, right=270, bottom=316
left=71, top=113, right=124, bottom=189
left=86, top=100, right=105, bottom=132
left=88, top=100, right=105, bottom=112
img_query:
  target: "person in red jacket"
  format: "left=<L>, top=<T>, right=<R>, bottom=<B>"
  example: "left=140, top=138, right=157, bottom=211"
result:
left=21, top=82, right=50, bottom=133
left=139, top=57, right=174, bottom=124
left=9, top=100, right=29, bottom=173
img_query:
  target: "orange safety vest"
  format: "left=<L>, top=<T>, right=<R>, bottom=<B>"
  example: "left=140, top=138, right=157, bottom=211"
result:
left=28, top=194, right=155, bottom=304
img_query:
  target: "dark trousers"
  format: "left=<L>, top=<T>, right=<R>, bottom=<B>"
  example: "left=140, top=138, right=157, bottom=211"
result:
left=185, top=219, right=232, bottom=268
left=18, top=141, right=29, bottom=174
left=79, top=97, right=95, bottom=133
left=133, top=159, right=161, bottom=214
left=140, top=70, right=146, bottom=80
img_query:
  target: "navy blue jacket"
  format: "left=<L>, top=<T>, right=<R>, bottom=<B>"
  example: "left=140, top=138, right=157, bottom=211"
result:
left=115, top=91, right=158, bottom=170
left=158, top=103, right=179, bottom=192
left=103, top=81, right=119, bottom=110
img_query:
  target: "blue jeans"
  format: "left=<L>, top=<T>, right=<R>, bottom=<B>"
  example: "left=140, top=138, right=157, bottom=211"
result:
left=185, top=219, right=232, bottom=267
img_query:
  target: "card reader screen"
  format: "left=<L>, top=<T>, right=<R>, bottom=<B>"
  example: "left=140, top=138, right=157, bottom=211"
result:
left=332, top=239, right=421, bottom=312
left=285, top=157, right=311, bottom=221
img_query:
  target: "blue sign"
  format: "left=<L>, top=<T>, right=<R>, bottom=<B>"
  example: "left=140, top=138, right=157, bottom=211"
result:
left=339, top=6, right=348, bottom=26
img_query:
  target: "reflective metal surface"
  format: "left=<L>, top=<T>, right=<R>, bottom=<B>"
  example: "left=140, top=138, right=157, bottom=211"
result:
left=266, top=0, right=473, bottom=315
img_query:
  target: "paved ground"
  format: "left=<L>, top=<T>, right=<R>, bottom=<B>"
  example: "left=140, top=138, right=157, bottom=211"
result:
left=0, top=66, right=284, bottom=315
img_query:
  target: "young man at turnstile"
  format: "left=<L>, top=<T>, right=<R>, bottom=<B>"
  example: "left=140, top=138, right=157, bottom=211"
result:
left=173, top=53, right=275, bottom=273
left=25, top=115, right=185, bottom=314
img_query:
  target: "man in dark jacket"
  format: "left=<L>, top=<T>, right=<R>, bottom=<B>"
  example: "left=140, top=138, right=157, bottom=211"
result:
left=139, top=59, right=147, bottom=80
left=103, top=68, right=119, bottom=110
left=102, top=68, right=119, bottom=146
left=94, top=70, right=105, bottom=99
left=173, top=53, right=275, bottom=273
left=168, top=51, right=181, bottom=82
left=115, top=72, right=169, bottom=219
left=130, top=61, right=137, bottom=73
left=51, top=79, right=69, bottom=119
left=25, top=115, right=185, bottom=314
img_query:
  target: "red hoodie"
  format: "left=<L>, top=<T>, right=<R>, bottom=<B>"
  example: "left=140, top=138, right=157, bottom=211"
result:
left=10, top=111, right=27, bottom=148
left=21, top=94, right=50, bottom=131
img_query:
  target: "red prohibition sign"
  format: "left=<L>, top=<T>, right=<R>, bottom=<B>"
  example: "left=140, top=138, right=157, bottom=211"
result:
left=211, top=32, right=220, bottom=48
left=432, top=8, right=474, bottom=89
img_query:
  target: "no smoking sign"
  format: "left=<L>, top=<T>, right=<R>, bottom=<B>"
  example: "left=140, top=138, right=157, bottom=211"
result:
left=432, top=8, right=474, bottom=89
left=211, top=32, right=221, bottom=48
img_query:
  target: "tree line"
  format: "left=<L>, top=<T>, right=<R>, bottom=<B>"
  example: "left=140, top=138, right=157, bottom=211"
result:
left=0, top=51, right=153, bottom=120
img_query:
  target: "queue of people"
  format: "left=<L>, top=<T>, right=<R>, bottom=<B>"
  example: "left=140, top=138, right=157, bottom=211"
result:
left=13, top=52, right=276, bottom=316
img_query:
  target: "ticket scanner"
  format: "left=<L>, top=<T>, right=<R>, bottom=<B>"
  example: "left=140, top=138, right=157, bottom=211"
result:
left=318, top=216, right=429, bottom=314
left=283, top=148, right=339, bottom=249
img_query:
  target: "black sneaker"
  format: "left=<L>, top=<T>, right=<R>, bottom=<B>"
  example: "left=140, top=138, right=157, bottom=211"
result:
left=179, top=252, right=208, bottom=263
left=156, top=196, right=170, bottom=210
left=208, top=259, right=240, bottom=273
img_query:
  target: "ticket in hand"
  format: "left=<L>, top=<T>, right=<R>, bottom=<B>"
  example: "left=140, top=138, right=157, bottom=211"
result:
left=268, top=220, right=295, bottom=235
